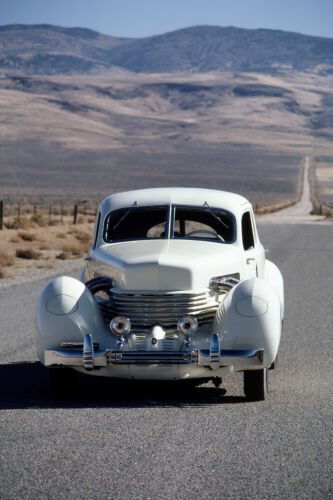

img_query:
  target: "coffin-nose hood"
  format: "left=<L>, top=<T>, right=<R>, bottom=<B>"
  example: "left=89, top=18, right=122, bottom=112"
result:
left=95, top=239, right=241, bottom=290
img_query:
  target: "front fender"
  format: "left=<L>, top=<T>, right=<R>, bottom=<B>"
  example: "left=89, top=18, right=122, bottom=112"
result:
left=36, top=276, right=108, bottom=364
left=265, top=259, right=284, bottom=320
left=213, top=277, right=282, bottom=367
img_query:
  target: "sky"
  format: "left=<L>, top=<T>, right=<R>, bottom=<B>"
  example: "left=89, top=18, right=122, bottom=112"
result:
left=1, top=0, right=332, bottom=39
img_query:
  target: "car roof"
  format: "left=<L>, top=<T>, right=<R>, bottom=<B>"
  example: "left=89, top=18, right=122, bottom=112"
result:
left=101, top=187, right=251, bottom=216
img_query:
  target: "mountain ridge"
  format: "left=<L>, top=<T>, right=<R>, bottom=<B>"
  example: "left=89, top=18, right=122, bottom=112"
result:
left=0, top=24, right=332, bottom=76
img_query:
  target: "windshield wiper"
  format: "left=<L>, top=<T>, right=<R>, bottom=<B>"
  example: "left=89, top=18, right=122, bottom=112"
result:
left=203, top=201, right=229, bottom=231
left=112, top=201, right=137, bottom=230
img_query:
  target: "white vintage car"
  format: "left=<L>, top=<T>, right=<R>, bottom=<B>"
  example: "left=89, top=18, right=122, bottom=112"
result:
left=36, top=188, right=284, bottom=400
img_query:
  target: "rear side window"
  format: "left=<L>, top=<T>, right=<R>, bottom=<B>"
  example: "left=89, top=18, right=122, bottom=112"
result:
left=242, top=211, right=254, bottom=250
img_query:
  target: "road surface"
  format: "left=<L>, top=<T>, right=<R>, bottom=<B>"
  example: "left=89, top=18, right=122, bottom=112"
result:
left=259, top=155, right=325, bottom=223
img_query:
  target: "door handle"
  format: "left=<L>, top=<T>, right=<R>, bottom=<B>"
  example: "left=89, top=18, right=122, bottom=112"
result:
left=246, top=257, right=255, bottom=264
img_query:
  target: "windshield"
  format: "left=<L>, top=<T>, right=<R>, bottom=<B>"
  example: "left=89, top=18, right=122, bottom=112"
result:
left=104, top=204, right=235, bottom=243
left=173, top=206, right=234, bottom=242
left=104, top=206, right=168, bottom=242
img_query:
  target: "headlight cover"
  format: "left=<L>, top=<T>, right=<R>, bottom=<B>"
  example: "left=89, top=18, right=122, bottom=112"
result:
left=46, top=294, right=78, bottom=315
left=236, top=297, right=268, bottom=317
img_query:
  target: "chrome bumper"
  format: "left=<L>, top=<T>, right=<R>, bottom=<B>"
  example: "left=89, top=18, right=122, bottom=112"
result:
left=45, top=334, right=263, bottom=370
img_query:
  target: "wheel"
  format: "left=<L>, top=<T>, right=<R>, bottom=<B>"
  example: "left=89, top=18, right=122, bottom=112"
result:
left=243, top=368, right=268, bottom=401
left=48, top=367, right=78, bottom=396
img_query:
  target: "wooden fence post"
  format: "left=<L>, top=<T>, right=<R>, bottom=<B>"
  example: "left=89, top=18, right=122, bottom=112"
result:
left=0, top=201, right=3, bottom=230
left=61, top=203, right=64, bottom=224
left=73, top=204, right=78, bottom=225
left=17, top=204, right=21, bottom=224
left=48, top=205, right=52, bottom=225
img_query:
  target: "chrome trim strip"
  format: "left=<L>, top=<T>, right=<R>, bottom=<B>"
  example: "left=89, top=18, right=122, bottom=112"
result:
left=109, top=350, right=197, bottom=365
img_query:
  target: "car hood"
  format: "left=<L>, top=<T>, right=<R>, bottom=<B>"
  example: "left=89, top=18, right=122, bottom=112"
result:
left=94, top=239, right=242, bottom=291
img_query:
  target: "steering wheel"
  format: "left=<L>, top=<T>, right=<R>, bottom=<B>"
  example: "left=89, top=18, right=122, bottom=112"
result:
left=186, top=229, right=223, bottom=240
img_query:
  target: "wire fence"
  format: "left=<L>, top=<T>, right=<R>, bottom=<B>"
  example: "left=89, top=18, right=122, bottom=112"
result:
left=0, top=201, right=98, bottom=230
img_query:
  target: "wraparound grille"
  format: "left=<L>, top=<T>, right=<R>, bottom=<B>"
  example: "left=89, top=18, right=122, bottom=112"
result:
left=98, top=288, right=218, bottom=328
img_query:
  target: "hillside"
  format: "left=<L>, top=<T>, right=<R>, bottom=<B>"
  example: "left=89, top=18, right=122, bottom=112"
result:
left=0, top=70, right=332, bottom=206
left=0, top=24, right=132, bottom=75
left=105, top=25, right=333, bottom=74
left=0, top=24, right=332, bottom=75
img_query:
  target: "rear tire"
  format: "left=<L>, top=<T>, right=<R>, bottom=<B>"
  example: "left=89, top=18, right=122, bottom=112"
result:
left=244, top=368, right=268, bottom=401
left=48, top=367, right=78, bottom=396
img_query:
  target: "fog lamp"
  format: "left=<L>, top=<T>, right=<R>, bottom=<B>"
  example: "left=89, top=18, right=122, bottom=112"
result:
left=177, top=315, right=198, bottom=336
left=110, top=316, right=131, bottom=336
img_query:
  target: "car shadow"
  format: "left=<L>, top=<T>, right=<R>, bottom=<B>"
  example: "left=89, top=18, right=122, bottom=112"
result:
left=0, top=362, right=246, bottom=409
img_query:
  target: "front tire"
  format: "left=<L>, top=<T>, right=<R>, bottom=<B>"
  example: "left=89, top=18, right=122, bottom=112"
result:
left=244, top=368, right=268, bottom=401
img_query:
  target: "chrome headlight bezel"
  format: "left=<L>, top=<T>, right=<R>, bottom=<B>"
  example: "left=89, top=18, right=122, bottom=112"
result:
left=177, top=315, right=199, bottom=336
left=110, top=316, right=131, bottom=336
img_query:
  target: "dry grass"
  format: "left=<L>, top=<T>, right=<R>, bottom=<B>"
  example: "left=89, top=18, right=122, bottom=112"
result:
left=0, top=250, right=15, bottom=267
left=57, top=241, right=88, bottom=258
left=70, top=230, right=91, bottom=244
left=6, top=217, right=35, bottom=230
left=16, top=248, right=42, bottom=259
left=31, top=214, right=48, bottom=226
left=9, top=236, right=20, bottom=243
left=0, top=219, right=94, bottom=279
left=18, top=231, right=37, bottom=241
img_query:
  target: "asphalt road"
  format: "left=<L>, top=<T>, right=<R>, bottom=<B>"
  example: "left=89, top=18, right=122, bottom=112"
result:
left=0, top=222, right=332, bottom=499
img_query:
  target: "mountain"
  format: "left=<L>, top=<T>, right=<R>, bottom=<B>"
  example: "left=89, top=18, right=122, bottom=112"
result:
left=0, top=24, right=332, bottom=75
left=0, top=24, right=133, bottom=75
left=106, top=25, right=333, bottom=74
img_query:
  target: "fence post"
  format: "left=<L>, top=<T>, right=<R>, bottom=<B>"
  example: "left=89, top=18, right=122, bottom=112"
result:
left=73, top=204, right=78, bottom=225
left=48, top=205, right=52, bottom=225
left=17, top=204, right=21, bottom=224
left=0, top=201, right=3, bottom=230
left=61, top=203, right=64, bottom=224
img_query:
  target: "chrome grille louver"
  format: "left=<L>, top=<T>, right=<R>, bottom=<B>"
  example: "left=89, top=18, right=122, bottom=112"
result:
left=98, top=288, right=218, bottom=329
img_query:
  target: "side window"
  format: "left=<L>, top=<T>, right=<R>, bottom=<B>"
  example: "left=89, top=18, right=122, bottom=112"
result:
left=242, top=211, right=254, bottom=250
